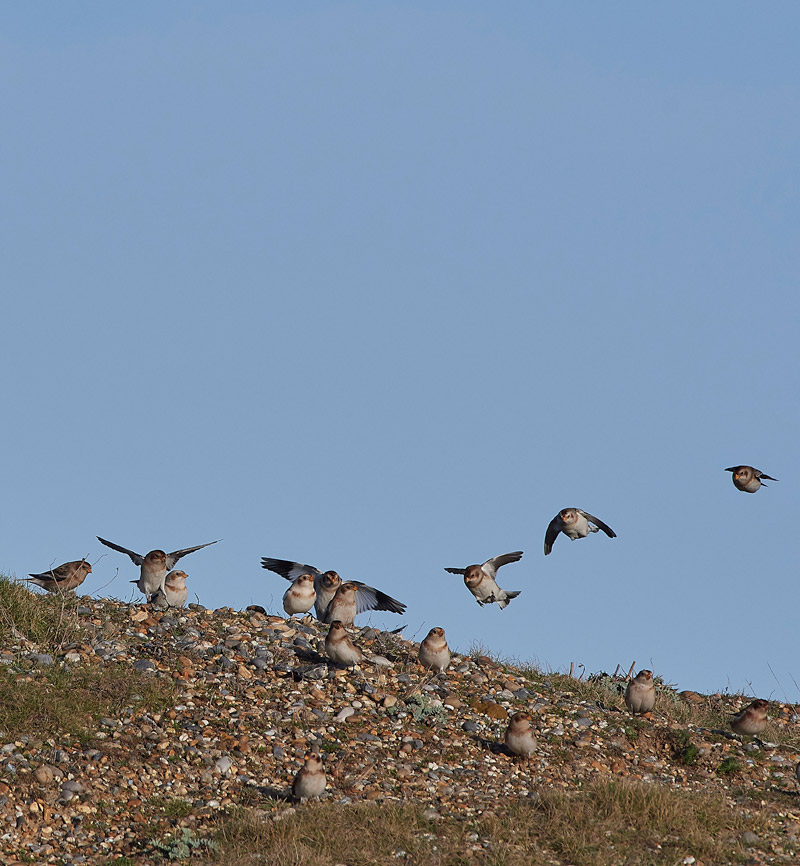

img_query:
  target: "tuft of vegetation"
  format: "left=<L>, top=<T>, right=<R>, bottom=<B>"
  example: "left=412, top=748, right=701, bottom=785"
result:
left=670, top=729, right=701, bottom=765
left=717, top=757, right=741, bottom=775
left=149, top=796, right=195, bottom=820
left=204, top=780, right=765, bottom=866
left=0, top=576, right=85, bottom=652
left=149, top=828, right=219, bottom=860
left=405, top=692, right=449, bottom=725
left=0, top=663, right=175, bottom=738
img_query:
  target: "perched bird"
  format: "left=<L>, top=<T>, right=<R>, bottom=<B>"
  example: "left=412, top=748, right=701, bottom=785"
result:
left=444, top=551, right=523, bottom=609
left=25, top=559, right=91, bottom=593
left=292, top=753, right=327, bottom=800
left=505, top=711, right=537, bottom=756
left=282, top=573, right=317, bottom=615
left=163, top=570, right=188, bottom=607
left=418, top=627, right=451, bottom=672
left=725, top=465, right=778, bottom=493
left=625, top=669, right=656, bottom=714
left=544, top=508, right=616, bottom=555
left=679, top=690, right=704, bottom=706
left=730, top=699, right=769, bottom=736
left=98, top=537, right=218, bottom=598
left=324, top=620, right=364, bottom=667
left=261, top=558, right=406, bottom=621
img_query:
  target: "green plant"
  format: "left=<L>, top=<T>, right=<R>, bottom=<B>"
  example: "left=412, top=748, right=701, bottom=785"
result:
left=150, top=796, right=194, bottom=819
left=717, top=757, right=741, bottom=775
left=0, top=576, right=85, bottom=652
left=406, top=693, right=448, bottom=725
left=671, top=729, right=700, bottom=765
left=149, top=828, right=219, bottom=860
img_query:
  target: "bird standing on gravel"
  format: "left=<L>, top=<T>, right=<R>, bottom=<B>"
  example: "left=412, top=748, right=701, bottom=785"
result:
left=261, top=557, right=406, bottom=622
left=444, top=552, right=523, bottom=609
left=544, top=509, right=616, bottom=555
left=292, top=753, right=327, bottom=800
left=162, top=570, right=188, bottom=607
left=98, top=536, right=218, bottom=599
left=730, top=699, right=769, bottom=736
left=324, top=621, right=364, bottom=667
left=725, top=465, right=778, bottom=493
left=282, top=573, right=317, bottom=615
left=625, top=670, right=656, bottom=714
left=418, top=627, right=451, bottom=672
left=505, top=711, right=537, bottom=756
left=25, top=559, right=92, bottom=593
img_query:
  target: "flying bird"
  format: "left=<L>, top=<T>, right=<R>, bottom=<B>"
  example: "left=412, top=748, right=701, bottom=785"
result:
left=418, top=627, right=451, bottom=672
left=25, top=559, right=91, bottom=593
left=98, top=536, right=218, bottom=598
left=624, top=669, right=656, bottom=714
left=544, top=508, right=616, bottom=555
left=725, top=465, right=778, bottom=493
left=261, top=557, right=406, bottom=621
left=730, top=699, right=769, bottom=736
left=444, top=551, right=523, bottom=609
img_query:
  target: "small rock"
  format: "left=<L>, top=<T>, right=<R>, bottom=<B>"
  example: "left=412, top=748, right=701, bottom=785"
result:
left=215, top=756, right=233, bottom=774
left=33, top=766, right=54, bottom=785
left=132, top=660, right=156, bottom=673
left=335, top=707, right=356, bottom=722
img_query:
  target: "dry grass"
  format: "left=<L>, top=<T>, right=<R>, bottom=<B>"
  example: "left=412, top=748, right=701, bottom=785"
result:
left=205, top=779, right=765, bottom=866
left=0, top=575, right=85, bottom=652
left=0, top=663, right=175, bottom=738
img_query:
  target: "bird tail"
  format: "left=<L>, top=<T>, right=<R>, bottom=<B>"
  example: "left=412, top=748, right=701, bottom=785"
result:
left=498, top=591, right=522, bottom=609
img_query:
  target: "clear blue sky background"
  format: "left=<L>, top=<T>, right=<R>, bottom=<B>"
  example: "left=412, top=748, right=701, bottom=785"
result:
left=2, top=3, right=798, bottom=698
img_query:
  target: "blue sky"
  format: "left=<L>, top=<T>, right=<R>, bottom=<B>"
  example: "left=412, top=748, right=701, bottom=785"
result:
left=2, top=3, right=798, bottom=698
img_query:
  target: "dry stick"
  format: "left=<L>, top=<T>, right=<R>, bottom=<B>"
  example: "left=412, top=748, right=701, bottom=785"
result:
left=627, top=661, right=636, bottom=679
left=613, top=664, right=621, bottom=677
left=569, top=662, right=574, bottom=678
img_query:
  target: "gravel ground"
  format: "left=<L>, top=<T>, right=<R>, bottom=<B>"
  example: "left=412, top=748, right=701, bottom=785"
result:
left=2, top=598, right=800, bottom=864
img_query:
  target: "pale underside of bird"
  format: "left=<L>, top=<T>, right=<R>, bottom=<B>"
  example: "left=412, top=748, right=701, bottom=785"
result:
left=725, top=465, right=778, bottom=493
left=444, top=551, right=523, bottom=609
left=261, top=557, right=407, bottom=622
left=505, top=711, right=537, bottom=756
left=25, top=559, right=92, bottom=593
left=98, top=536, right=219, bottom=599
left=624, top=669, right=656, bottom=714
left=324, top=620, right=364, bottom=667
left=282, top=573, right=317, bottom=615
left=162, top=570, right=189, bottom=607
left=544, top=508, right=616, bottom=555
left=292, top=754, right=327, bottom=800
left=730, top=699, right=769, bottom=736
left=418, top=626, right=451, bottom=671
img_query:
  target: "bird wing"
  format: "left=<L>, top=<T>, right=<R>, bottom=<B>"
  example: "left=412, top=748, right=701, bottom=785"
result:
left=28, top=561, right=72, bottom=583
left=444, top=567, right=466, bottom=575
left=544, top=517, right=561, bottom=555
left=165, top=540, right=220, bottom=569
left=350, top=581, right=407, bottom=615
left=757, top=472, right=778, bottom=482
left=97, top=537, right=144, bottom=566
left=482, top=551, right=523, bottom=578
left=261, top=557, right=323, bottom=583
left=579, top=511, right=616, bottom=538
left=724, top=467, right=738, bottom=473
